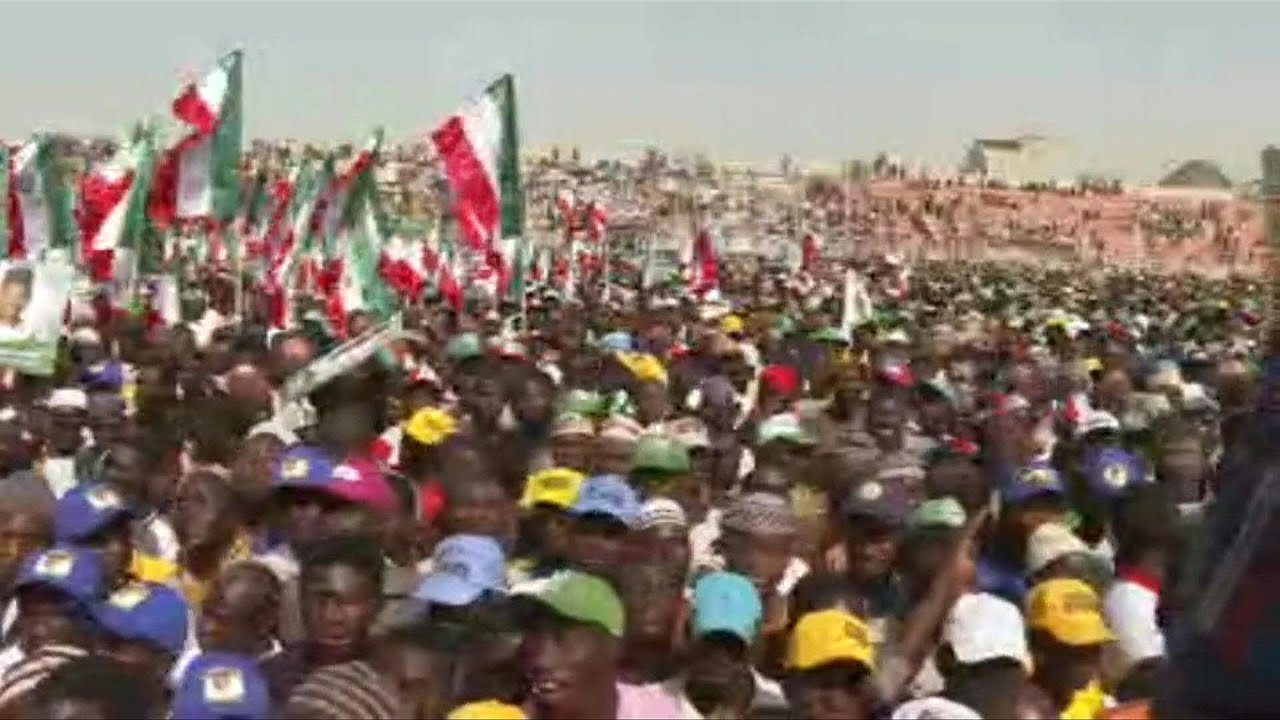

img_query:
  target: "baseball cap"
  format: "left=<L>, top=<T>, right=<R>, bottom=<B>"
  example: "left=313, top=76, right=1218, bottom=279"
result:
left=1025, top=523, right=1090, bottom=576
left=1082, top=447, right=1147, bottom=500
left=1026, top=578, right=1115, bottom=646
left=271, top=445, right=338, bottom=490
left=173, top=652, right=271, bottom=720
left=1074, top=410, right=1121, bottom=439
left=637, top=497, right=687, bottom=533
left=45, top=388, right=88, bottom=412
left=786, top=609, right=876, bottom=672
left=944, top=592, right=1031, bottom=671
left=448, top=701, right=527, bottom=720
left=404, top=407, right=458, bottom=447
left=517, top=570, right=625, bottom=638
left=519, top=467, right=585, bottom=510
left=413, top=534, right=507, bottom=606
left=1001, top=462, right=1067, bottom=505
left=631, top=435, right=690, bottom=474
left=756, top=413, right=816, bottom=446
left=692, top=572, right=762, bottom=646
left=599, top=331, right=634, bottom=351
left=550, top=412, right=595, bottom=439
left=13, top=545, right=104, bottom=604
left=841, top=478, right=912, bottom=528
left=53, top=483, right=133, bottom=542
left=719, top=315, right=745, bottom=335
left=324, top=458, right=398, bottom=516
left=598, top=415, right=643, bottom=447
left=664, top=416, right=711, bottom=450
left=445, top=333, right=484, bottom=361
left=570, top=475, right=640, bottom=527
left=92, top=581, right=189, bottom=655
left=909, top=497, right=967, bottom=530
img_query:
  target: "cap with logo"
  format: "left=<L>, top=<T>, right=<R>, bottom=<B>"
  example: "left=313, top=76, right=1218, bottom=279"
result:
left=842, top=478, right=912, bottom=528
left=323, top=458, right=397, bottom=516
left=637, top=497, right=687, bottom=533
left=1001, top=461, right=1067, bottom=505
left=1082, top=447, right=1147, bottom=500
left=519, top=467, right=585, bottom=510
left=172, top=652, right=271, bottom=720
left=92, top=581, right=189, bottom=655
left=569, top=475, right=640, bottom=527
left=53, top=483, right=133, bottom=542
left=1026, top=578, right=1115, bottom=647
left=271, top=445, right=338, bottom=490
left=692, top=571, right=762, bottom=646
left=786, top=609, right=877, bottom=672
left=14, top=545, right=104, bottom=604
left=413, top=534, right=507, bottom=606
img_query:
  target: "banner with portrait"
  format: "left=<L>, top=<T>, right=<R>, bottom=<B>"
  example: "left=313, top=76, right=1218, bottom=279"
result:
left=0, top=255, right=74, bottom=376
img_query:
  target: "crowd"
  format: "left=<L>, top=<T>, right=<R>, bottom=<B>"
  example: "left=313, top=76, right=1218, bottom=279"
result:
left=0, top=228, right=1273, bottom=720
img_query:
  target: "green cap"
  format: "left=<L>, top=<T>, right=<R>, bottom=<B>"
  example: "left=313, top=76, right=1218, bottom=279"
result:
left=756, top=413, right=816, bottom=446
left=445, top=332, right=484, bottom=361
left=557, top=389, right=605, bottom=418
left=909, top=497, right=967, bottom=530
left=527, top=570, right=625, bottom=638
left=809, top=327, right=849, bottom=344
left=632, top=435, right=691, bottom=474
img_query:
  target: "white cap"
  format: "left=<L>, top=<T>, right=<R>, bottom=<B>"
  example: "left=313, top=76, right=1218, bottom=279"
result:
left=944, top=592, right=1031, bottom=671
left=1074, top=410, right=1120, bottom=439
left=1025, top=522, right=1089, bottom=575
left=69, top=326, right=102, bottom=346
left=891, top=697, right=982, bottom=720
left=44, top=388, right=88, bottom=411
left=638, top=497, right=688, bottom=532
left=247, top=419, right=299, bottom=446
left=1179, top=383, right=1218, bottom=413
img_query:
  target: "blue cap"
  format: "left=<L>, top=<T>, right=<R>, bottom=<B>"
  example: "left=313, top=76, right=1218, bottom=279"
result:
left=271, top=445, right=338, bottom=490
left=1001, top=461, right=1066, bottom=505
left=173, top=652, right=270, bottom=720
left=13, top=545, right=104, bottom=604
left=1083, top=447, right=1148, bottom=500
left=53, top=483, right=133, bottom=542
left=92, top=581, right=189, bottom=655
left=413, top=534, right=507, bottom=606
left=692, top=571, right=762, bottom=645
left=570, top=474, right=641, bottom=527
left=599, top=331, right=634, bottom=351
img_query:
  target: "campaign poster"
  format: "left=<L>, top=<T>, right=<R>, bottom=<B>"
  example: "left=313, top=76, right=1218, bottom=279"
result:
left=0, top=256, right=74, bottom=375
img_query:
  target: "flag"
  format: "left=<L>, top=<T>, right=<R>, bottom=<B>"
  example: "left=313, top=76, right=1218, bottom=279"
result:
left=801, top=232, right=821, bottom=271
left=431, top=74, right=524, bottom=254
left=149, top=50, right=243, bottom=227
left=264, top=160, right=324, bottom=328
left=6, top=134, right=76, bottom=260
left=841, top=268, right=874, bottom=334
left=333, top=166, right=396, bottom=328
left=556, top=188, right=576, bottom=237
left=587, top=201, right=608, bottom=241
left=79, top=133, right=157, bottom=282
left=689, top=229, right=719, bottom=298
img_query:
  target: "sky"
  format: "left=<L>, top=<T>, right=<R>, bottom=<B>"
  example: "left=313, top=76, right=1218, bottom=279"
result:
left=2, top=2, right=1279, bottom=182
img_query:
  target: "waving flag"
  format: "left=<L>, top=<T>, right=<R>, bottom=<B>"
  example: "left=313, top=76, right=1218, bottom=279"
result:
left=587, top=201, right=608, bottom=241
left=79, top=134, right=156, bottom=281
left=431, top=75, right=524, bottom=257
left=6, top=135, right=76, bottom=260
left=149, top=51, right=243, bottom=227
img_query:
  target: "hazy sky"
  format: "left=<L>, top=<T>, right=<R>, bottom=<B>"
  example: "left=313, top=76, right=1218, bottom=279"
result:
left=3, top=2, right=1278, bottom=181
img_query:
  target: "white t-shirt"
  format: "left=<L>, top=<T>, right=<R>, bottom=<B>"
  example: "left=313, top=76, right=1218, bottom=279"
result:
left=1103, top=578, right=1164, bottom=682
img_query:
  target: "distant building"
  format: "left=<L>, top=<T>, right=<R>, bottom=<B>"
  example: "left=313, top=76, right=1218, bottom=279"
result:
left=962, top=135, right=1052, bottom=185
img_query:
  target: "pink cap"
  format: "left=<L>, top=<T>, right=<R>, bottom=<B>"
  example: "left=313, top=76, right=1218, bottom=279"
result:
left=323, top=457, right=398, bottom=516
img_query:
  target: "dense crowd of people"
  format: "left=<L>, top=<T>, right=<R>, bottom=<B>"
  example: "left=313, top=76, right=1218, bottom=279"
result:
left=0, top=234, right=1273, bottom=720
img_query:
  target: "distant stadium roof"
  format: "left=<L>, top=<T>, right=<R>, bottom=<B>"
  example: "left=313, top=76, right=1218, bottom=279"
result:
left=1158, top=159, right=1233, bottom=190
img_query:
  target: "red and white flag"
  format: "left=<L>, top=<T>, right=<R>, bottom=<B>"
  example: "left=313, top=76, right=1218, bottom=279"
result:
left=587, top=201, right=608, bottom=242
left=149, top=51, right=243, bottom=227
left=431, top=75, right=524, bottom=255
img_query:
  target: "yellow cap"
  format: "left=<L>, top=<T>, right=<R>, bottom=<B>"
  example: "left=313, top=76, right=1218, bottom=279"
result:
left=447, top=700, right=527, bottom=720
left=519, top=467, right=585, bottom=510
left=785, top=609, right=876, bottom=672
left=720, top=314, right=745, bottom=335
left=615, top=351, right=668, bottom=385
left=404, top=407, right=457, bottom=446
left=1026, top=578, right=1114, bottom=646
left=1083, top=357, right=1103, bottom=373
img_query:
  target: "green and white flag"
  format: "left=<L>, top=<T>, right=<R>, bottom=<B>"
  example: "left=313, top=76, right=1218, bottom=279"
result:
left=7, top=134, right=76, bottom=260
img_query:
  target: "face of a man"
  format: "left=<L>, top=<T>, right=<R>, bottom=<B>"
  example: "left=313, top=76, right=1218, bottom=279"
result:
left=523, top=619, right=618, bottom=717
left=0, top=279, right=30, bottom=325
left=197, top=570, right=277, bottom=655
left=301, top=563, right=381, bottom=664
